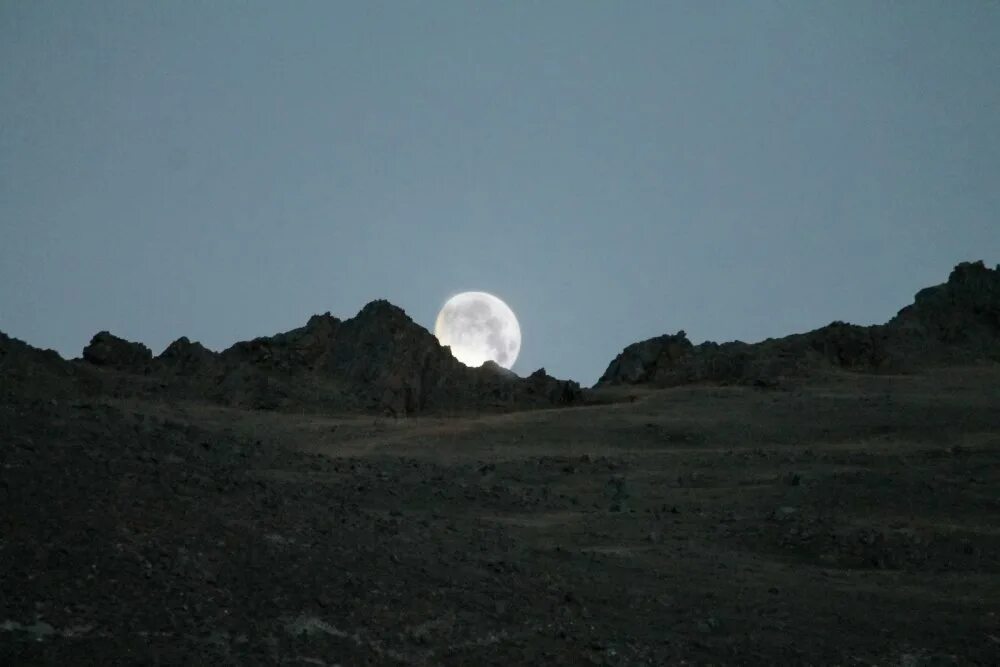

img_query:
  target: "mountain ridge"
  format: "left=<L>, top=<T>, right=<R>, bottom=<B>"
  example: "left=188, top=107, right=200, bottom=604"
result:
left=2, top=299, right=582, bottom=415
left=3, top=260, right=997, bottom=412
left=598, top=260, right=1000, bottom=388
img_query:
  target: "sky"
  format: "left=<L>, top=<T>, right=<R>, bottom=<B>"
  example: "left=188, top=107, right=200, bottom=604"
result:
left=2, top=1, right=998, bottom=386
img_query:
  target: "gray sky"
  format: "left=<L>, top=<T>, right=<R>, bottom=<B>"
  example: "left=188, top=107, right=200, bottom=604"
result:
left=2, top=1, right=998, bottom=386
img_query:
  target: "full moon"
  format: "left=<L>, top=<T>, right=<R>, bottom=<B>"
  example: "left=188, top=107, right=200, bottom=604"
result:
left=434, top=292, right=521, bottom=369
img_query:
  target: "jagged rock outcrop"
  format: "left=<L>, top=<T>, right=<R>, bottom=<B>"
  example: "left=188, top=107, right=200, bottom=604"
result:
left=65, top=300, right=581, bottom=414
left=159, top=337, right=216, bottom=374
left=11, top=261, right=993, bottom=407
left=82, top=331, right=153, bottom=371
left=525, top=367, right=583, bottom=404
left=598, top=333, right=694, bottom=385
left=0, top=332, right=97, bottom=401
left=221, top=312, right=342, bottom=373
left=598, top=261, right=1000, bottom=388
left=888, top=260, right=1000, bottom=356
left=310, top=301, right=581, bottom=413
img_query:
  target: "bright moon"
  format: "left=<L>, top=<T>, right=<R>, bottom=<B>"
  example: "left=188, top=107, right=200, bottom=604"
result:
left=434, top=292, right=521, bottom=369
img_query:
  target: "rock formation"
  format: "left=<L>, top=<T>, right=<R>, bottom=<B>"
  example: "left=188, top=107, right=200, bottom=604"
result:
left=158, top=336, right=217, bottom=374
left=82, top=331, right=153, bottom=371
left=65, top=300, right=582, bottom=415
left=598, top=261, right=1000, bottom=388
left=4, top=261, right=996, bottom=409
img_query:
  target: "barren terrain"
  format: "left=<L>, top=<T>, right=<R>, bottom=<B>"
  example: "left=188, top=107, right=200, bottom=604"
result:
left=3, top=365, right=998, bottom=664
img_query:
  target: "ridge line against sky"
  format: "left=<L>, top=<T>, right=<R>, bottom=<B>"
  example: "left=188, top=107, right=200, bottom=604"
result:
left=2, top=2, right=998, bottom=385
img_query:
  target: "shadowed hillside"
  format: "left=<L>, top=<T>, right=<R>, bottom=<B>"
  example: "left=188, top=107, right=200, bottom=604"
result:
left=598, top=260, right=1000, bottom=388
left=2, top=261, right=999, bottom=664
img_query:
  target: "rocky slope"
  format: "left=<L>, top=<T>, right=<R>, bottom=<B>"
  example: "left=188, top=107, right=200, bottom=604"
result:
left=598, top=261, right=1000, bottom=388
left=2, top=301, right=580, bottom=415
left=3, top=265, right=999, bottom=664
left=3, top=360, right=998, bottom=664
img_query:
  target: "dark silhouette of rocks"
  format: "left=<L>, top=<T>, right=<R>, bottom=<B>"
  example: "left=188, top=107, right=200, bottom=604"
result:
left=598, top=261, right=1000, bottom=387
left=194, top=299, right=581, bottom=414
left=598, top=332, right=694, bottom=385
left=51, top=299, right=580, bottom=415
left=158, top=336, right=216, bottom=374
left=0, top=332, right=99, bottom=401
left=3, top=261, right=996, bottom=411
left=82, top=331, right=153, bottom=371
left=888, top=260, right=1000, bottom=357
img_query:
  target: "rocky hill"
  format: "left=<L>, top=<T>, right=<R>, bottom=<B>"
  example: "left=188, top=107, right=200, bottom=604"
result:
left=5, top=261, right=996, bottom=411
left=598, top=261, right=1000, bottom=388
left=3, top=262, right=999, bottom=664
left=2, top=301, right=580, bottom=415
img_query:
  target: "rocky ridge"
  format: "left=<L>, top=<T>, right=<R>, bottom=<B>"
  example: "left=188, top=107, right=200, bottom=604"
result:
left=598, top=261, right=1000, bottom=387
left=0, top=300, right=580, bottom=416
left=2, top=263, right=999, bottom=664
left=4, top=261, right=996, bottom=412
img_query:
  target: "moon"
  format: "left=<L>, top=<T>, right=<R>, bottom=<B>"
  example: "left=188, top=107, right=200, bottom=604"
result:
left=434, top=292, right=521, bottom=370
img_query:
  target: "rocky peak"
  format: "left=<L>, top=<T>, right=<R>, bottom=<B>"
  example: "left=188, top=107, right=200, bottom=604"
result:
left=353, top=300, right=410, bottom=325
left=71, top=300, right=582, bottom=414
left=304, top=312, right=341, bottom=332
left=82, top=332, right=153, bottom=371
left=480, top=360, right=519, bottom=379
left=158, top=337, right=216, bottom=373
left=890, top=260, right=1000, bottom=346
left=1, top=331, right=94, bottom=401
left=598, top=332, right=694, bottom=385
left=597, top=260, right=1000, bottom=389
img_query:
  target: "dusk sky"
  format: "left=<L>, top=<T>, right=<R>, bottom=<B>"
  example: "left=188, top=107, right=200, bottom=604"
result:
left=2, top=2, right=998, bottom=385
